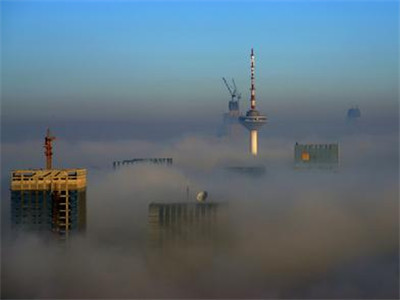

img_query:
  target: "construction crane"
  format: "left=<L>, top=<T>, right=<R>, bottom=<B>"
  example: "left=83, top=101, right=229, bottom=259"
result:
left=232, top=79, right=240, bottom=99
left=222, top=77, right=241, bottom=112
left=222, top=77, right=241, bottom=102
left=44, top=128, right=56, bottom=169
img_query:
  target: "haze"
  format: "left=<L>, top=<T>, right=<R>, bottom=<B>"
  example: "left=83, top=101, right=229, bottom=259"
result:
left=1, top=0, right=398, bottom=299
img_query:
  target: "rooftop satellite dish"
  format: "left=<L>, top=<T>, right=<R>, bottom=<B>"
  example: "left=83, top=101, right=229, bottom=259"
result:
left=196, top=191, right=208, bottom=202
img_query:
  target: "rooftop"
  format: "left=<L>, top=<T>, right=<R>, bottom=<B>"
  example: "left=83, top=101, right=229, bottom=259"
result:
left=10, top=169, right=87, bottom=191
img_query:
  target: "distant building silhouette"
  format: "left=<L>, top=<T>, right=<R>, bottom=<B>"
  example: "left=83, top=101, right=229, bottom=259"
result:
left=221, top=112, right=241, bottom=138
left=113, top=158, right=173, bottom=169
left=148, top=201, right=227, bottom=248
left=220, top=77, right=241, bottom=138
left=347, top=106, right=361, bottom=122
left=347, top=106, right=361, bottom=119
left=294, top=143, right=339, bottom=170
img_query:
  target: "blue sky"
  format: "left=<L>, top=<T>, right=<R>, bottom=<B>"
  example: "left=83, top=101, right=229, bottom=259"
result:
left=1, top=0, right=398, bottom=122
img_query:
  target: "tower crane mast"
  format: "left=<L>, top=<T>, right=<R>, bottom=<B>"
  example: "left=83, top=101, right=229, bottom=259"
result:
left=222, top=77, right=241, bottom=102
left=222, top=77, right=234, bottom=98
left=44, top=128, right=56, bottom=169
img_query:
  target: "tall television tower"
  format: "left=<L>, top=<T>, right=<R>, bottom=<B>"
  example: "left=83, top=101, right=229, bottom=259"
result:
left=239, top=48, right=267, bottom=156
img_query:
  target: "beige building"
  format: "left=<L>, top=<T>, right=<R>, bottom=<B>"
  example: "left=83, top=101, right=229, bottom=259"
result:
left=10, top=169, right=87, bottom=238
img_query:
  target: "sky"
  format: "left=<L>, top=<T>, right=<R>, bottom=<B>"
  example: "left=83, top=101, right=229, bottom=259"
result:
left=1, top=0, right=399, bottom=125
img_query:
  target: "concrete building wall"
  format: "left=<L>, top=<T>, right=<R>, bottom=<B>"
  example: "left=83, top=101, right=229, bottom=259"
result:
left=10, top=188, right=86, bottom=237
left=148, top=202, right=226, bottom=248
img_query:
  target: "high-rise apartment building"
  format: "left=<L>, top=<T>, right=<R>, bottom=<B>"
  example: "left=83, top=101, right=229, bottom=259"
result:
left=10, top=169, right=87, bottom=238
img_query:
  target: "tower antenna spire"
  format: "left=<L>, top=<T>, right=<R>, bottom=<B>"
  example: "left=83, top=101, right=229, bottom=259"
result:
left=44, top=128, right=56, bottom=169
left=250, top=48, right=256, bottom=110
left=239, top=48, right=266, bottom=156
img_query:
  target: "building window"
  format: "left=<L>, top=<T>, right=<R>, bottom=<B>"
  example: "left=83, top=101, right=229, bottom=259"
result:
left=301, top=152, right=310, bottom=161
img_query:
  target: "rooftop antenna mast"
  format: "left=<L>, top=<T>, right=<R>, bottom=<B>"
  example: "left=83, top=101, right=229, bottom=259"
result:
left=44, top=128, right=56, bottom=169
left=250, top=48, right=256, bottom=110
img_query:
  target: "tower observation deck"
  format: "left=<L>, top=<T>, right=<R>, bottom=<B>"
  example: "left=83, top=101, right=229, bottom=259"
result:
left=239, top=48, right=267, bottom=156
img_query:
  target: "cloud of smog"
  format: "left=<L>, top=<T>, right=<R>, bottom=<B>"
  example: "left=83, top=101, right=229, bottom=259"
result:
left=1, top=123, right=398, bottom=298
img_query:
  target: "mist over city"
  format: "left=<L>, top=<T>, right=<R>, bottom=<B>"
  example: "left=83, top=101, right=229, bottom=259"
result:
left=1, top=0, right=398, bottom=299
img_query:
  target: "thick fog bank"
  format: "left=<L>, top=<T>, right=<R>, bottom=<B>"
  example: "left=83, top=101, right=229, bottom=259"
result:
left=1, top=122, right=398, bottom=298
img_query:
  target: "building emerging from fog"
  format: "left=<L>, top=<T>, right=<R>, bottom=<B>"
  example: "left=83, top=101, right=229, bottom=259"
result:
left=347, top=106, right=361, bottom=122
left=10, top=130, right=87, bottom=238
left=148, top=201, right=227, bottom=248
left=294, top=143, right=339, bottom=170
left=220, top=77, right=241, bottom=138
left=113, top=158, right=173, bottom=169
left=10, top=169, right=87, bottom=238
left=147, top=200, right=230, bottom=278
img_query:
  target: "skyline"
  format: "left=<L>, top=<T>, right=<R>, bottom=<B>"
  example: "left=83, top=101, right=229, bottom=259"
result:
left=1, top=2, right=399, bottom=298
left=2, top=128, right=399, bottom=298
left=2, top=0, right=398, bottom=124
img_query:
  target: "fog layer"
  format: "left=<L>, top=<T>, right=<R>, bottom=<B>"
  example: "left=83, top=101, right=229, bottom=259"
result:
left=1, top=120, right=398, bottom=298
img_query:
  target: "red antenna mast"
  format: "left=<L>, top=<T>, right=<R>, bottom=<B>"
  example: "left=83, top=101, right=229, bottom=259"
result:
left=250, top=48, right=256, bottom=110
left=44, top=128, right=56, bottom=169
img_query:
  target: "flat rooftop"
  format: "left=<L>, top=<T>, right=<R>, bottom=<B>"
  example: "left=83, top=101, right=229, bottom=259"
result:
left=10, top=169, right=87, bottom=191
